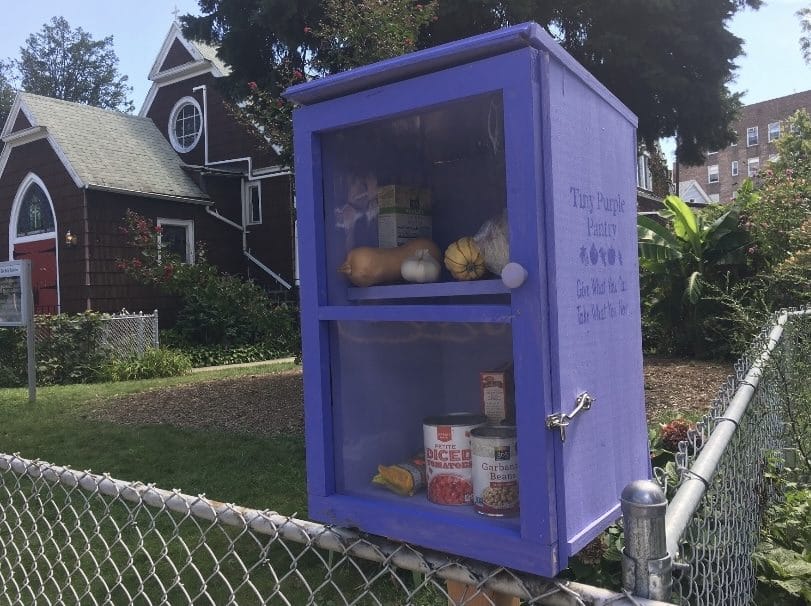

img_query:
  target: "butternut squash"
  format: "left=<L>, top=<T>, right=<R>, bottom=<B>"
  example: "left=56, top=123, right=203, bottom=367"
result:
left=339, top=238, right=441, bottom=287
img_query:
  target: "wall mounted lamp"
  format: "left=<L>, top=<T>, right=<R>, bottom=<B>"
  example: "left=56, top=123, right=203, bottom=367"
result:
left=64, top=230, right=78, bottom=248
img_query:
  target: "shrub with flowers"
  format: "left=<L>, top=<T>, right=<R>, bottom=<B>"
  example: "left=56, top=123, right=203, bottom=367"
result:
left=116, top=210, right=300, bottom=354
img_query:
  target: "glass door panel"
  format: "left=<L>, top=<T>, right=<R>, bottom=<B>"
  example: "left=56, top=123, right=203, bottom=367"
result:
left=320, top=92, right=509, bottom=306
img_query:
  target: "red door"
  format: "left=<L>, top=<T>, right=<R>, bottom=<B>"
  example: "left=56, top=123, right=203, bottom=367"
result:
left=14, top=238, right=58, bottom=314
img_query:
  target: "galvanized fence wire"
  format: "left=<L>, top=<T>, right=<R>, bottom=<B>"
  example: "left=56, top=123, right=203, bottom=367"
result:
left=0, top=454, right=670, bottom=606
left=33, top=310, right=159, bottom=360
left=96, top=310, right=159, bottom=358
left=656, top=307, right=811, bottom=605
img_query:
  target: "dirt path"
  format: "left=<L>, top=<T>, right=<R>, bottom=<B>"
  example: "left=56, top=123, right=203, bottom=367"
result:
left=89, top=358, right=732, bottom=437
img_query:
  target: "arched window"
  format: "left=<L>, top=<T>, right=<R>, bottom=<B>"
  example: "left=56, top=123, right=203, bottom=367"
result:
left=15, top=181, right=56, bottom=238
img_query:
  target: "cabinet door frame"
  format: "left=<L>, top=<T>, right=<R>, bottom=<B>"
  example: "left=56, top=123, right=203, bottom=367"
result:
left=293, top=47, right=560, bottom=557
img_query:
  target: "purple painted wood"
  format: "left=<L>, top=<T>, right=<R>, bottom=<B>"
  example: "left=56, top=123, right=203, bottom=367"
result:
left=540, top=56, right=648, bottom=556
left=317, top=304, right=512, bottom=323
left=346, top=279, right=509, bottom=301
left=291, top=22, right=646, bottom=577
left=284, top=23, right=636, bottom=127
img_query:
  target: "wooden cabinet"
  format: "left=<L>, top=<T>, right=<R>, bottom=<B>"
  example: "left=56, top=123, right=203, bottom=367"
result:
left=286, top=22, right=649, bottom=576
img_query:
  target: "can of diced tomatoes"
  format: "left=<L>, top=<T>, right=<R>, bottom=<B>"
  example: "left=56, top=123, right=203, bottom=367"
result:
left=471, top=425, right=519, bottom=517
left=423, top=413, right=487, bottom=505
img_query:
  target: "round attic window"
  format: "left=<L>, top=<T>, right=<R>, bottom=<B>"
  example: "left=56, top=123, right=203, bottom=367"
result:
left=168, top=97, right=202, bottom=153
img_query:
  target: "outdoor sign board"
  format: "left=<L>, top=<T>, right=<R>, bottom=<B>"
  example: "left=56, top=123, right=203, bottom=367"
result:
left=286, top=22, right=649, bottom=576
left=0, top=261, right=31, bottom=327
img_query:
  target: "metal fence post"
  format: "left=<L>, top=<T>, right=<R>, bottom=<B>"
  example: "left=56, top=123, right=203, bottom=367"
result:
left=620, top=480, right=671, bottom=601
left=153, top=309, right=159, bottom=348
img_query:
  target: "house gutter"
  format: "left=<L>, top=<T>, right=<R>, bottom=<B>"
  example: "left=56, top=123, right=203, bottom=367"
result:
left=85, top=184, right=211, bottom=205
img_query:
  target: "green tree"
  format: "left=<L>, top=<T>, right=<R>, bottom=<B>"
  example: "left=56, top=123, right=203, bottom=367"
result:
left=799, top=5, right=811, bottom=64
left=736, top=110, right=811, bottom=308
left=0, top=61, right=15, bottom=145
left=14, top=17, right=133, bottom=112
left=182, top=0, right=760, bottom=165
left=0, top=62, right=14, bottom=117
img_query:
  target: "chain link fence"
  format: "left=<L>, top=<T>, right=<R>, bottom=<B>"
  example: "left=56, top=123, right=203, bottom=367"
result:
left=33, top=310, right=159, bottom=360
left=0, top=453, right=666, bottom=606
left=646, top=307, right=811, bottom=605
left=2, top=309, right=807, bottom=605
left=97, top=310, right=159, bottom=358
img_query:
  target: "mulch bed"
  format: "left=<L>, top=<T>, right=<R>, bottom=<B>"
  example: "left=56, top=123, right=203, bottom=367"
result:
left=90, top=357, right=733, bottom=437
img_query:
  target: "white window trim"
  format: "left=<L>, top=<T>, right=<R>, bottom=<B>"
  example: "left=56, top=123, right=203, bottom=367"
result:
left=731, top=161, right=739, bottom=177
left=768, top=121, right=780, bottom=143
left=168, top=96, right=203, bottom=153
left=730, top=131, right=738, bottom=147
left=157, top=218, right=195, bottom=264
left=747, top=157, right=760, bottom=177
left=244, top=182, right=262, bottom=225
left=7, top=172, right=61, bottom=311
left=747, top=126, right=758, bottom=147
left=707, top=164, right=719, bottom=184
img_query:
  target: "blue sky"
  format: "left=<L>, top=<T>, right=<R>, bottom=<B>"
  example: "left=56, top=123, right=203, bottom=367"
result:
left=0, top=2, right=808, bottom=118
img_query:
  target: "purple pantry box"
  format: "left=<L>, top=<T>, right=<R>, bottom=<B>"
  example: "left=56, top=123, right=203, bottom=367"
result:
left=285, top=22, right=649, bottom=577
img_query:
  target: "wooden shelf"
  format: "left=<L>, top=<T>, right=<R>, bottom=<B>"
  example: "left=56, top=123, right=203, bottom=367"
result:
left=318, top=304, right=513, bottom=323
left=346, top=278, right=509, bottom=301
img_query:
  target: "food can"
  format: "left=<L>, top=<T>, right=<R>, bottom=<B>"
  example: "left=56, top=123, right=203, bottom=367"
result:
left=423, top=413, right=486, bottom=505
left=471, top=425, right=519, bottom=517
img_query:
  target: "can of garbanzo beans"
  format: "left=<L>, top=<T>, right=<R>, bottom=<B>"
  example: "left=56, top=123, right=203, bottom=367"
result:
left=471, top=425, right=519, bottom=517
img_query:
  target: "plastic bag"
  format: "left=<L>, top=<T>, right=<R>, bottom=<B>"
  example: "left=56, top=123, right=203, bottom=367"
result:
left=473, top=209, right=509, bottom=274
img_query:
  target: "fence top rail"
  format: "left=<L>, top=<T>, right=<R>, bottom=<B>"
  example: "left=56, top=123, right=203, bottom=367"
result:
left=663, top=307, right=811, bottom=561
left=0, top=452, right=670, bottom=606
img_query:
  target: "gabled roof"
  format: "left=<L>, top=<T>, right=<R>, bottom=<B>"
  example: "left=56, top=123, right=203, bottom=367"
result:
left=140, top=22, right=230, bottom=117
left=678, top=180, right=713, bottom=206
left=1, top=92, right=209, bottom=203
left=148, top=22, right=230, bottom=82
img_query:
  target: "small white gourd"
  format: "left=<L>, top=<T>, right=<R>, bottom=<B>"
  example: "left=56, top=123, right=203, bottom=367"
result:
left=401, top=249, right=441, bottom=283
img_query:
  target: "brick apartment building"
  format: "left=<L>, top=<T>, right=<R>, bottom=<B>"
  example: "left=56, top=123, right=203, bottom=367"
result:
left=677, top=89, right=811, bottom=205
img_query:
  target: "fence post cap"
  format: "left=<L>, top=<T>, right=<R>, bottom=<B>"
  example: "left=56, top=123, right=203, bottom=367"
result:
left=621, top=480, right=667, bottom=512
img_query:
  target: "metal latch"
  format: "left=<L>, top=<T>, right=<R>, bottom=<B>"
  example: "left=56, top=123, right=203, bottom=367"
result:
left=546, top=392, right=595, bottom=442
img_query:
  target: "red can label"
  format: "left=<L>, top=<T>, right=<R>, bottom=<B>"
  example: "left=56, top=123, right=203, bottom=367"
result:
left=423, top=414, right=485, bottom=505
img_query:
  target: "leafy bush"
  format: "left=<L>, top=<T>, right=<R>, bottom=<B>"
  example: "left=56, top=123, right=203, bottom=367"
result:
left=753, top=484, right=811, bottom=604
left=638, top=195, right=750, bottom=357
left=35, top=312, right=107, bottom=384
left=167, top=342, right=294, bottom=368
left=640, top=110, right=811, bottom=358
left=0, top=327, right=26, bottom=387
left=117, top=210, right=301, bottom=358
left=100, top=348, right=192, bottom=382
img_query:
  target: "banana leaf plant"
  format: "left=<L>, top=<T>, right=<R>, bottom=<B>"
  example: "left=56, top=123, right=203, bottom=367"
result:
left=638, top=195, right=750, bottom=356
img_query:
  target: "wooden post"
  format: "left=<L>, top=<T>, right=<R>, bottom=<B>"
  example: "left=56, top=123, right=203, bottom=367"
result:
left=446, top=579, right=520, bottom=606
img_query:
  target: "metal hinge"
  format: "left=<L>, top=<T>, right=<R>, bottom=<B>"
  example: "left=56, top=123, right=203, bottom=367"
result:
left=546, top=392, right=595, bottom=442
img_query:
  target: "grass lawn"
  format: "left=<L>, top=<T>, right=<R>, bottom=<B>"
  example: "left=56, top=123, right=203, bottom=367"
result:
left=0, top=363, right=445, bottom=605
left=0, top=362, right=306, bottom=512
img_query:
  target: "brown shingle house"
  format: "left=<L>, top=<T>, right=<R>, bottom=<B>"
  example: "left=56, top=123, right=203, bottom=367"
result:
left=0, top=22, right=295, bottom=315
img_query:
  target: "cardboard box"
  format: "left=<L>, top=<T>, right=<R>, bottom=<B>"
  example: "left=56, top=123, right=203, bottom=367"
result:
left=377, top=185, right=432, bottom=248
left=480, top=365, right=515, bottom=424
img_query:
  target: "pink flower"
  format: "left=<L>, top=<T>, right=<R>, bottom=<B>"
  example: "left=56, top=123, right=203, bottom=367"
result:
left=247, top=81, right=258, bottom=91
left=303, top=26, right=312, bottom=33
left=292, top=69, right=304, bottom=81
